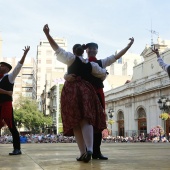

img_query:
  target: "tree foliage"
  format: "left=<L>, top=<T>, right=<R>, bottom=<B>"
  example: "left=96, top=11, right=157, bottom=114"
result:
left=13, top=96, right=52, bottom=133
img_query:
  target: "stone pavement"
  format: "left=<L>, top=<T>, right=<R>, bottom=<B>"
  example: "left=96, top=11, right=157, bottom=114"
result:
left=0, top=143, right=170, bottom=170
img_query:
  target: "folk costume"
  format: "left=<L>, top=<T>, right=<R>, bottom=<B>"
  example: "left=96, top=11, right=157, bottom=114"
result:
left=0, top=62, right=23, bottom=154
left=55, top=47, right=107, bottom=136
left=87, top=56, right=108, bottom=159
left=85, top=42, right=117, bottom=160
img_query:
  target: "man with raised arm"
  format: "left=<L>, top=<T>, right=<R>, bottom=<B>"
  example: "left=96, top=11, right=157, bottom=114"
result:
left=0, top=46, right=30, bottom=155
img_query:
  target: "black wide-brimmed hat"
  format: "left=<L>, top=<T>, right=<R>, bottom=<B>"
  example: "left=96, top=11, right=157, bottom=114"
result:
left=86, top=42, right=98, bottom=49
left=0, top=62, right=12, bottom=71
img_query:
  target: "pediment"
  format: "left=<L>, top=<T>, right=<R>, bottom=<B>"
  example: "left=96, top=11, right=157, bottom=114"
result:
left=140, top=45, right=153, bottom=58
left=140, top=42, right=168, bottom=59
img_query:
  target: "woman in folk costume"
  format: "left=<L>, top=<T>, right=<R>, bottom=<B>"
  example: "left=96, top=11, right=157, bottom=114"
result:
left=43, top=24, right=107, bottom=163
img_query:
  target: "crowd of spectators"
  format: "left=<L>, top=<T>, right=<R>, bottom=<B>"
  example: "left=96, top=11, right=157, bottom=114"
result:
left=0, top=133, right=76, bottom=144
left=102, top=135, right=169, bottom=143
left=0, top=133, right=169, bottom=144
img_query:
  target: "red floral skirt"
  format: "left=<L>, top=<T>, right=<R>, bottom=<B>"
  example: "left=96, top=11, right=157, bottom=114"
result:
left=61, top=78, right=106, bottom=136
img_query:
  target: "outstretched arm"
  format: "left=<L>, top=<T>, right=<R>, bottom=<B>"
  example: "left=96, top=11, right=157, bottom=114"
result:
left=9, top=46, right=30, bottom=84
left=114, top=37, right=134, bottom=60
left=0, top=89, right=12, bottom=96
left=43, top=24, right=59, bottom=51
left=19, top=46, right=30, bottom=64
left=152, top=46, right=170, bottom=72
left=152, top=45, right=160, bottom=57
left=91, top=62, right=108, bottom=80
left=101, top=37, right=134, bottom=68
left=43, top=24, right=76, bottom=66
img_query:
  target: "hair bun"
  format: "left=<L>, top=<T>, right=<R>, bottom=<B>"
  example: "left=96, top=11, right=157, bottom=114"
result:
left=76, top=46, right=84, bottom=56
left=81, top=44, right=87, bottom=50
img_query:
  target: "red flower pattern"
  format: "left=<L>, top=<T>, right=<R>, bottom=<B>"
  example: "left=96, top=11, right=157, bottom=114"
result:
left=61, top=79, right=106, bottom=136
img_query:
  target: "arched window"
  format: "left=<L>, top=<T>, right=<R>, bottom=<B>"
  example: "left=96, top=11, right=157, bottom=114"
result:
left=138, top=108, right=146, bottom=119
left=118, top=111, right=124, bottom=120
left=117, top=111, right=124, bottom=137
left=137, top=107, right=147, bottom=136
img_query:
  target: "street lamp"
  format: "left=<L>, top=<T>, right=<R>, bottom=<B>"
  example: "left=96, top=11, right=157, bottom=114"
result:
left=108, top=109, right=114, bottom=136
left=157, top=97, right=170, bottom=140
left=158, top=97, right=170, bottom=112
left=108, top=109, right=114, bottom=118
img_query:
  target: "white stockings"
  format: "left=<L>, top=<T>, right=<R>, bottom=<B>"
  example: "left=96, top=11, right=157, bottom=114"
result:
left=73, top=119, right=93, bottom=156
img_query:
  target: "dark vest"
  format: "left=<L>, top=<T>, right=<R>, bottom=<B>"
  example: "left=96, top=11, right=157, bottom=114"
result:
left=67, top=57, right=104, bottom=88
left=0, top=75, right=14, bottom=103
left=85, top=60, right=104, bottom=88
left=67, top=57, right=92, bottom=78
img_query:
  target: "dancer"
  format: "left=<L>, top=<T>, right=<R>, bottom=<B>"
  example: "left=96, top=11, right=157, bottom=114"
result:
left=65, top=38, right=134, bottom=160
left=86, top=40, right=134, bottom=159
left=0, top=46, right=30, bottom=155
left=43, top=24, right=107, bottom=163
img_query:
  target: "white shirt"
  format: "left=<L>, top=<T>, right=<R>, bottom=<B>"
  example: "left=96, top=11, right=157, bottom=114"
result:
left=86, top=55, right=117, bottom=68
left=55, top=47, right=107, bottom=79
left=157, top=56, right=170, bottom=73
left=100, top=55, right=117, bottom=68
left=0, top=62, right=23, bottom=84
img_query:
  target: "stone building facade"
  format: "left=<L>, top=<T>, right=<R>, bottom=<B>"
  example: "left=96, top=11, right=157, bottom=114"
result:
left=105, top=38, right=170, bottom=137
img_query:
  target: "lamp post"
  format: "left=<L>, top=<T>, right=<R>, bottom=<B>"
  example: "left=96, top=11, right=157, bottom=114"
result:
left=158, top=97, right=170, bottom=112
left=108, top=109, right=114, bottom=136
left=157, top=97, right=170, bottom=139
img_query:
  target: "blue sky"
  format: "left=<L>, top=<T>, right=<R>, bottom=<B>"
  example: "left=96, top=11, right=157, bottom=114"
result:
left=0, top=0, right=170, bottom=59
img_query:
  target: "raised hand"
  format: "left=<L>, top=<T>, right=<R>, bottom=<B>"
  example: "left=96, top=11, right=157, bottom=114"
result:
left=43, top=24, right=50, bottom=35
left=128, top=37, right=134, bottom=47
left=151, top=45, right=159, bottom=56
left=20, top=46, right=30, bottom=64
left=23, top=46, right=30, bottom=55
left=43, top=24, right=59, bottom=51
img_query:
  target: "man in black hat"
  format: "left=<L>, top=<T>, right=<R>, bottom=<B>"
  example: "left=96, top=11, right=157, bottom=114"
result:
left=0, top=62, right=12, bottom=71
left=0, top=46, right=30, bottom=155
left=65, top=38, right=134, bottom=160
left=87, top=39, right=134, bottom=160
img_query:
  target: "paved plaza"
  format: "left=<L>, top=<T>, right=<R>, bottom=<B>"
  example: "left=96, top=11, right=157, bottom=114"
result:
left=0, top=142, right=170, bottom=170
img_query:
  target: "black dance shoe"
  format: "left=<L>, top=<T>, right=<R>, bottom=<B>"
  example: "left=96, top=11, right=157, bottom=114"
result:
left=92, top=153, right=108, bottom=160
left=76, top=153, right=86, bottom=161
left=83, top=151, right=92, bottom=163
left=9, top=149, right=22, bottom=155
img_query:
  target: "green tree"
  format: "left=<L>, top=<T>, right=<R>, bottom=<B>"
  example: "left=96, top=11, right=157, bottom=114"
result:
left=14, top=96, right=52, bottom=133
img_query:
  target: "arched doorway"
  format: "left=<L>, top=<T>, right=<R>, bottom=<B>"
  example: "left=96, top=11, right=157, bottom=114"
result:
left=117, top=111, right=124, bottom=137
left=137, top=108, right=147, bottom=136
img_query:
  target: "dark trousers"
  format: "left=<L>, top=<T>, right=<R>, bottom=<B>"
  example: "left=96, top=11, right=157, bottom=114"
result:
left=92, top=92, right=104, bottom=155
left=8, top=113, right=20, bottom=150
left=93, top=132, right=102, bottom=156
